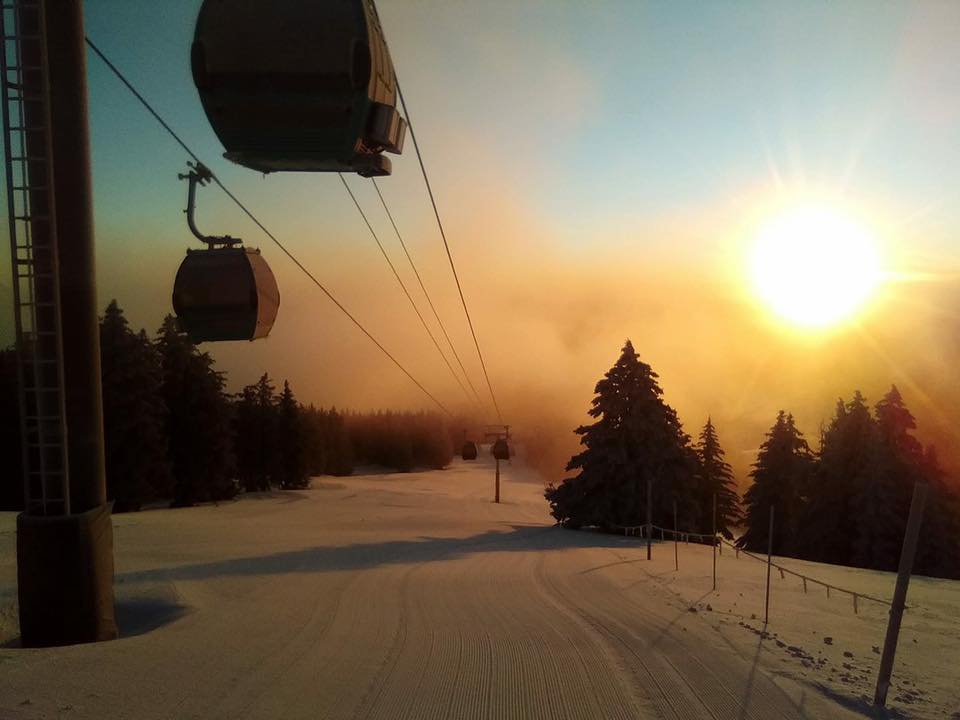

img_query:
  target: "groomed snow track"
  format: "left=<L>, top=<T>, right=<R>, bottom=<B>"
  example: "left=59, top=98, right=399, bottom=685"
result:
left=0, top=460, right=864, bottom=719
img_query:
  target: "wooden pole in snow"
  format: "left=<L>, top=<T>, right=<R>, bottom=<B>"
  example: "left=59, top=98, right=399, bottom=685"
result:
left=874, top=483, right=928, bottom=708
left=646, top=475, right=652, bottom=561
left=494, top=458, right=500, bottom=503
left=764, top=505, right=774, bottom=625
left=712, top=493, right=717, bottom=592
left=673, top=499, right=678, bottom=571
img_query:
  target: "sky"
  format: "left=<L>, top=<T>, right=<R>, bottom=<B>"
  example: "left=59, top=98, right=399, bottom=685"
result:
left=2, top=0, right=959, bottom=484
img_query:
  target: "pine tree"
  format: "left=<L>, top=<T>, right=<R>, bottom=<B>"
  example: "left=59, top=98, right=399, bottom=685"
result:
left=856, top=386, right=960, bottom=578
left=233, top=373, right=278, bottom=491
left=99, top=301, right=172, bottom=511
left=233, top=385, right=260, bottom=492
left=852, top=386, right=922, bottom=570
left=156, top=315, right=236, bottom=506
left=738, top=411, right=814, bottom=555
left=694, top=418, right=741, bottom=539
left=410, top=411, right=454, bottom=469
left=801, top=392, right=876, bottom=565
left=300, top=404, right=328, bottom=476
left=545, top=340, right=696, bottom=530
left=913, top=444, right=959, bottom=578
left=276, top=380, right=308, bottom=489
left=326, top=407, right=354, bottom=476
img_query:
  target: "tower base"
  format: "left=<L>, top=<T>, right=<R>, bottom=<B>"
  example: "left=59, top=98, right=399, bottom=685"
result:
left=16, top=503, right=117, bottom=647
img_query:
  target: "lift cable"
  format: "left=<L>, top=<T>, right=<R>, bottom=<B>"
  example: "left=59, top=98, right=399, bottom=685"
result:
left=370, top=177, right=486, bottom=409
left=396, top=82, right=503, bottom=423
left=338, top=173, right=479, bottom=409
left=84, top=36, right=453, bottom=418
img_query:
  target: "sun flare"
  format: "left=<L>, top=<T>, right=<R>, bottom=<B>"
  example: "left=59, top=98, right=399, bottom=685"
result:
left=749, top=205, right=881, bottom=329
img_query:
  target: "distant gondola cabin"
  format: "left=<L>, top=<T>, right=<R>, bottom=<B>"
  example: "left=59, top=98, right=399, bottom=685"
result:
left=461, top=441, right=478, bottom=461
left=191, top=0, right=406, bottom=176
left=172, top=247, right=280, bottom=343
left=492, top=439, right=510, bottom=461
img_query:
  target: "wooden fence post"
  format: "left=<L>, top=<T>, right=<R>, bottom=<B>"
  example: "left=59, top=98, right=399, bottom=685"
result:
left=764, top=505, right=774, bottom=625
left=874, top=483, right=928, bottom=708
left=646, top=475, right=652, bottom=561
left=673, top=499, right=678, bottom=571
left=712, top=493, right=717, bottom=592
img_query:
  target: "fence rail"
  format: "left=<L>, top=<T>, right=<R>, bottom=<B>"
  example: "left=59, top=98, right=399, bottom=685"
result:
left=612, top=522, right=896, bottom=612
left=717, top=537, right=894, bottom=610
left=611, top=487, right=928, bottom=712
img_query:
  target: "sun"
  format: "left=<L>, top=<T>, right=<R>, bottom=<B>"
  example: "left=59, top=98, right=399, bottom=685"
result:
left=749, top=204, right=881, bottom=329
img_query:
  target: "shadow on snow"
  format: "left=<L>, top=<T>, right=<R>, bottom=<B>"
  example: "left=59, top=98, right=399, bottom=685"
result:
left=117, top=525, right=635, bottom=585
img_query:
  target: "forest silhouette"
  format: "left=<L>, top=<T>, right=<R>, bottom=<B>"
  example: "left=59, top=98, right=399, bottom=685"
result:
left=5, top=323, right=958, bottom=579
left=546, top=340, right=960, bottom=580
left=0, top=300, right=458, bottom=512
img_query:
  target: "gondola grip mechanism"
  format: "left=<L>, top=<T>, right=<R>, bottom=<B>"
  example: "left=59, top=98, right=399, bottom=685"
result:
left=179, top=161, right=240, bottom=248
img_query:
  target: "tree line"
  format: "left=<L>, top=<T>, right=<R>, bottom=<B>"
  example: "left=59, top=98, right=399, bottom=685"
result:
left=738, top=390, right=959, bottom=579
left=545, top=340, right=960, bottom=579
left=0, top=300, right=455, bottom=512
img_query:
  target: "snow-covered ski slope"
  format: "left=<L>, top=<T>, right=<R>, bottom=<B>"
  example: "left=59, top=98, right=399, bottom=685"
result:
left=1, top=457, right=957, bottom=719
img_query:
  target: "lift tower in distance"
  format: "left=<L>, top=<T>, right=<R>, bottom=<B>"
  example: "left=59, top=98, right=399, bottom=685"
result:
left=2, top=0, right=116, bottom=646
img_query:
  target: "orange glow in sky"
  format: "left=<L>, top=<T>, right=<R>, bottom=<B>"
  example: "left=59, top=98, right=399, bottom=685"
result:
left=1, top=1, right=958, bottom=484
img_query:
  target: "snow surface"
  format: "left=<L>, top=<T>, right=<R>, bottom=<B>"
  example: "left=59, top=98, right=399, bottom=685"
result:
left=0, top=457, right=957, bottom=719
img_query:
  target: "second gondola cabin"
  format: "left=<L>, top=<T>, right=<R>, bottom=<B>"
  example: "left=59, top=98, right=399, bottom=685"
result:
left=191, top=0, right=406, bottom=176
left=492, top=439, right=510, bottom=461
left=172, top=247, right=280, bottom=343
left=461, top=441, right=478, bottom=461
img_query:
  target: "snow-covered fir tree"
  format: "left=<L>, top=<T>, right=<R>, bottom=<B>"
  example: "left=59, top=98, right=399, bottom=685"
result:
left=546, top=340, right=697, bottom=530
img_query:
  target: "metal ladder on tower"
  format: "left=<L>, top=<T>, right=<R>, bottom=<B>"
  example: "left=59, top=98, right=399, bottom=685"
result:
left=1, top=0, right=70, bottom=516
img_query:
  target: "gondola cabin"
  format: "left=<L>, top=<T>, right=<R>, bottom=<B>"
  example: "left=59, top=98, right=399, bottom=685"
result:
left=461, top=441, right=478, bottom=461
left=191, top=0, right=406, bottom=176
left=172, top=247, right=280, bottom=342
left=492, top=439, right=510, bottom=461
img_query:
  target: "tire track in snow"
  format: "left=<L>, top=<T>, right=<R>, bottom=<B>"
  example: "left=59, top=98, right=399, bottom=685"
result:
left=533, top=546, right=701, bottom=720
left=538, top=545, right=807, bottom=719
left=356, top=531, right=493, bottom=720
left=209, top=570, right=361, bottom=720
left=595, top=556, right=801, bottom=720
left=351, top=526, right=649, bottom=720
left=350, top=555, right=433, bottom=720
left=176, top=570, right=354, bottom=720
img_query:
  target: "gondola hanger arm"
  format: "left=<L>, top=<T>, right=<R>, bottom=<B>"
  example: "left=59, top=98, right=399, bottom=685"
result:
left=179, top=161, right=241, bottom=248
